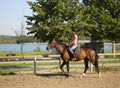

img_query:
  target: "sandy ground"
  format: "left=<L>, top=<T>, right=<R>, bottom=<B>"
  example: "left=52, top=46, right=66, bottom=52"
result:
left=0, top=71, right=120, bottom=88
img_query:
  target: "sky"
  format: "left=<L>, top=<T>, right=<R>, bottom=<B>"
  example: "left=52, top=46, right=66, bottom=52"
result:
left=0, top=0, right=82, bottom=36
left=0, top=0, right=34, bottom=36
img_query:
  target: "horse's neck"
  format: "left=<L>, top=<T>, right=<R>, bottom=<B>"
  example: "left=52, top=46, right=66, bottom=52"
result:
left=54, top=43, right=66, bottom=53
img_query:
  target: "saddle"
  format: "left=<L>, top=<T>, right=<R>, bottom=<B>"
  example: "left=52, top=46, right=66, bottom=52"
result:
left=67, top=46, right=80, bottom=61
left=73, top=46, right=80, bottom=54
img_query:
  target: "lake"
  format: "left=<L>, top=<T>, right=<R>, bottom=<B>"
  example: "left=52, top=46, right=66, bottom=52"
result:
left=0, top=43, right=112, bottom=52
left=0, top=43, right=48, bottom=52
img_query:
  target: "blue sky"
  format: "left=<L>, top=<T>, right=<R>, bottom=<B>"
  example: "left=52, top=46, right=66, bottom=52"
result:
left=0, top=0, right=34, bottom=36
left=0, top=0, right=82, bottom=36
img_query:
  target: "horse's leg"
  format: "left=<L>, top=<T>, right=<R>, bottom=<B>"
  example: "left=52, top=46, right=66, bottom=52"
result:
left=60, top=61, right=66, bottom=75
left=82, top=58, right=89, bottom=77
left=66, top=61, right=70, bottom=77
left=90, top=54, right=101, bottom=78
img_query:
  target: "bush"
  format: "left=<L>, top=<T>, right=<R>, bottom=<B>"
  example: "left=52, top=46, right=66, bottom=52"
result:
left=0, top=69, right=16, bottom=75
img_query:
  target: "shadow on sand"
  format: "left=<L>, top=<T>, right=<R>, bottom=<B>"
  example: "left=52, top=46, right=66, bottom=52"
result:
left=35, top=72, right=67, bottom=78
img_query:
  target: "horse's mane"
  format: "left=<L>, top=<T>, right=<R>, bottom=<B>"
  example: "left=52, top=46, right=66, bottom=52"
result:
left=49, top=38, right=66, bottom=45
left=56, top=40, right=66, bottom=45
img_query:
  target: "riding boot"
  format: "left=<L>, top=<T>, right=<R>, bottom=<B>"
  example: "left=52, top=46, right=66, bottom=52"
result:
left=71, top=54, right=76, bottom=61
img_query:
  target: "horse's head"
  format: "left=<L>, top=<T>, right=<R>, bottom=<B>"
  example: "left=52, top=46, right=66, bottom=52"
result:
left=46, top=39, right=56, bottom=51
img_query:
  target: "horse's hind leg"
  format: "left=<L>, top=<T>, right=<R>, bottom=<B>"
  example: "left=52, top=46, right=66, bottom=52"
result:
left=91, top=57, right=101, bottom=78
left=82, top=58, right=89, bottom=77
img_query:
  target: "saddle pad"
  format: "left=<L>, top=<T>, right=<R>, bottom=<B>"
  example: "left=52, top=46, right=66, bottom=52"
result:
left=74, top=46, right=80, bottom=54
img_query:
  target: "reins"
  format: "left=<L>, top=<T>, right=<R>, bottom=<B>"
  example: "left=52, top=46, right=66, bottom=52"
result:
left=54, top=43, right=62, bottom=53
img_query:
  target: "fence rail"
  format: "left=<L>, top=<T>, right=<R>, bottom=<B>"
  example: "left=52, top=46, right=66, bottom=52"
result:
left=98, top=53, right=120, bottom=56
left=0, top=53, right=120, bottom=75
left=0, top=53, right=120, bottom=59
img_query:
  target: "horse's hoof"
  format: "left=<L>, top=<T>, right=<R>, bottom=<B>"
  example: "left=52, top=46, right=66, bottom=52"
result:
left=81, top=73, right=86, bottom=78
left=64, top=73, right=71, bottom=77
left=82, top=73, right=86, bottom=76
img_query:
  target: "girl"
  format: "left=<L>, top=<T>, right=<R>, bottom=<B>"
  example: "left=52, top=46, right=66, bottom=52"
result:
left=66, top=27, right=78, bottom=60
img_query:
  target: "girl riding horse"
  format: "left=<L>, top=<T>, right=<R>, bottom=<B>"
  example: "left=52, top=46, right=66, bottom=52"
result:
left=46, top=39, right=101, bottom=77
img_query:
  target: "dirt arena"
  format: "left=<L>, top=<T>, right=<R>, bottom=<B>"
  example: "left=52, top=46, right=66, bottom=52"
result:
left=0, top=71, right=120, bottom=88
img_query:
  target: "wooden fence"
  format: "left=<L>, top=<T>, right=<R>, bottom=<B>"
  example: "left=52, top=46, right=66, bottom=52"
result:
left=1, top=53, right=120, bottom=59
left=0, top=53, right=120, bottom=75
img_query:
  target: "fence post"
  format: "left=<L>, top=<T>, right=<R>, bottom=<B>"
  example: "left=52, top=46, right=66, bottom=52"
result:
left=90, top=63, right=93, bottom=72
left=112, top=41, right=115, bottom=57
left=34, top=56, right=37, bottom=75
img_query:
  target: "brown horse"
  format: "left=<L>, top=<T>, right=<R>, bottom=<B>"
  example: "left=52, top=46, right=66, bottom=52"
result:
left=46, top=39, right=101, bottom=77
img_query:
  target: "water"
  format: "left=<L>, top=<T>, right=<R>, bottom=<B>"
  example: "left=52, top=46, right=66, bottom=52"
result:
left=0, top=43, right=47, bottom=52
left=0, top=43, right=112, bottom=52
left=104, top=45, right=112, bottom=51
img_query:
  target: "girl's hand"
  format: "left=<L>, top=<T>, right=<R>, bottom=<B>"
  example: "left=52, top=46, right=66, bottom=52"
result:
left=66, top=43, right=68, bottom=46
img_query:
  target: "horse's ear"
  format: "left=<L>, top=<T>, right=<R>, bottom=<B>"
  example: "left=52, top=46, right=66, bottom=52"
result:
left=49, top=38, right=53, bottom=41
left=52, top=38, right=55, bottom=41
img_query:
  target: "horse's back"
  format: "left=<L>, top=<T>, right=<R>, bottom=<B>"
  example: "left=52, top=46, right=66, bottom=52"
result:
left=74, top=45, right=93, bottom=55
left=76, top=46, right=96, bottom=59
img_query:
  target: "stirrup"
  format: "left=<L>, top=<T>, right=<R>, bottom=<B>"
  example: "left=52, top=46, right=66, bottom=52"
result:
left=72, top=58, right=76, bottom=61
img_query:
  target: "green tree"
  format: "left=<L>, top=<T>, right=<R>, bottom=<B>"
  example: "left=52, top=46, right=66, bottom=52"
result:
left=83, top=0, right=120, bottom=42
left=26, top=0, right=85, bottom=42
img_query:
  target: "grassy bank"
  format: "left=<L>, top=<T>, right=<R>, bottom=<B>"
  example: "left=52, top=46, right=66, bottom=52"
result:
left=0, top=51, right=51, bottom=56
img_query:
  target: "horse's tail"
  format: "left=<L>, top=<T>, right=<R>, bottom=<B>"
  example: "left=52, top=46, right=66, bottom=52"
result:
left=95, top=52, right=99, bottom=60
left=92, top=47, right=98, bottom=59
left=94, top=52, right=100, bottom=74
left=94, top=51, right=99, bottom=73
